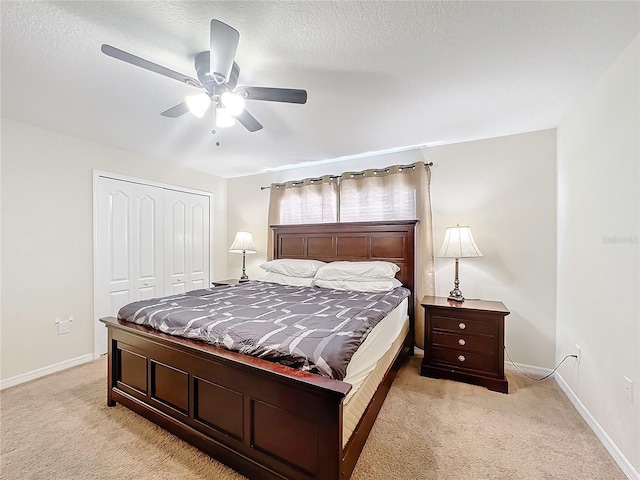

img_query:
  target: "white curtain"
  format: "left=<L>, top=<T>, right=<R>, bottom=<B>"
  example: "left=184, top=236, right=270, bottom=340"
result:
left=339, top=167, right=416, bottom=221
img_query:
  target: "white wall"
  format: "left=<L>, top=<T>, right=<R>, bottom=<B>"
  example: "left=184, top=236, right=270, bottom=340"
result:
left=429, top=131, right=557, bottom=369
left=227, top=129, right=557, bottom=369
left=0, top=119, right=228, bottom=380
left=556, top=35, right=639, bottom=475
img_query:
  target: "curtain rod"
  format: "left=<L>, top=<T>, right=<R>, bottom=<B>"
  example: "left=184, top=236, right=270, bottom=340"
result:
left=260, top=161, right=433, bottom=190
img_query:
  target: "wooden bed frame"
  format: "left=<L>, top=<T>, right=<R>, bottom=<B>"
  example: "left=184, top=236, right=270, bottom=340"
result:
left=101, top=220, right=417, bottom=480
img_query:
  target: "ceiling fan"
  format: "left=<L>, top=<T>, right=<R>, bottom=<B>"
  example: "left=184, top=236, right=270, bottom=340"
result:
left=101, top=19, right=307, bottom=133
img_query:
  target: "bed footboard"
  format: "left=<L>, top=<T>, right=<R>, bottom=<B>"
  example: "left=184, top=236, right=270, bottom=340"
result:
left=102, top=317, right=351, bottom=480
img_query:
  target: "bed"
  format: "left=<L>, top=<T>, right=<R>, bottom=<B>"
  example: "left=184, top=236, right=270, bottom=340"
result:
left=100, top=220, right=417, bottom=480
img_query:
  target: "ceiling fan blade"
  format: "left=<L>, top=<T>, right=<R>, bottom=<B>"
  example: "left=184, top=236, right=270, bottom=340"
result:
left=236, top=87, right=307, bottom=104
left=101, top=44, right=202, bottom=88
left=209, top=20, right=239, bottom=85
left=234, top=109, right=263, bottom=132
left=161, top=102, right=189, bottom=118
left=227, top=62, right=240, bottom=90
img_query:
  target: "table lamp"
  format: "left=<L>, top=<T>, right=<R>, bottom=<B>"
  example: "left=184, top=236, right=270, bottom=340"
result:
left=229, top=231, right=257, bottom=282
left=438, top=224, right=483, bottom=302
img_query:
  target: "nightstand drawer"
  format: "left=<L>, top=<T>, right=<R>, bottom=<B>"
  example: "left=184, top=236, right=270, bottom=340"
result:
left=431, top=347, right=496, bottom=373
left=432, top=331, right=495, bottom=355
left=432, top=315, right=496, bottom=336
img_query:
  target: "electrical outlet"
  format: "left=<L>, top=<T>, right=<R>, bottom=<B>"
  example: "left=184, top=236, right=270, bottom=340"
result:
left=575, top=344, right=581, bottom=364
left=624, top=377, right=633, bottom=403
left=57, top=319, right=70, bottom=335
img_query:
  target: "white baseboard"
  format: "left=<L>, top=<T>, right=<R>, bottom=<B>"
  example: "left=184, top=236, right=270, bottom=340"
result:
left=505, top=360, right=553, bottom=377
left=0, top=353, right=94, bottom=391
left=555, top=373, right=639, bottom=480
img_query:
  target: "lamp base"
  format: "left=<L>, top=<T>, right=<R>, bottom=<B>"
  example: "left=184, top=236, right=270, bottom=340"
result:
left=239, top=251, right=249, bottom=282
left=448, top=258, right=465, bottom=302
left=447, top=287, right=465, bottom=303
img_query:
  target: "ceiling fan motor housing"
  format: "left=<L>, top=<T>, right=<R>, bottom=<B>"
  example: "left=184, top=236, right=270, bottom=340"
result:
left=195, top=52, right=239, bottom=98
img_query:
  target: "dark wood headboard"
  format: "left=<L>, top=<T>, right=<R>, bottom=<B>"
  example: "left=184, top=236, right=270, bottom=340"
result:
left=271, top=220, right=417, bottom=327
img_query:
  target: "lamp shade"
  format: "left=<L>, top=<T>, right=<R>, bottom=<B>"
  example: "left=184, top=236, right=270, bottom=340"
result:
left=438, top=225, right=483, bottom=258
left=229, top=232, right=257, bottom=253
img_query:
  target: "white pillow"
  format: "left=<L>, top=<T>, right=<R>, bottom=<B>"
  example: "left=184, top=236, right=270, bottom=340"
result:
left=314, top=278, right=403, bottom=293
left=256, top=271, right=315, bottom=287
left=260, top=259, right=326, bottom=278
left=314, top=261, right=400, bottom=281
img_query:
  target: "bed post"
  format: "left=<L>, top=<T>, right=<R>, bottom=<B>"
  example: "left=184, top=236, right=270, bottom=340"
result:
left=106, top=326, right=116, bottom=407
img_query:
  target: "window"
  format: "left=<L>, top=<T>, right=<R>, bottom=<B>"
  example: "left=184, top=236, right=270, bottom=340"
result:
left=279, top=182, right=338, bottom=224
left=339, top=173, right=416, bottom=222
left=268, top=163, right=428, bottom=226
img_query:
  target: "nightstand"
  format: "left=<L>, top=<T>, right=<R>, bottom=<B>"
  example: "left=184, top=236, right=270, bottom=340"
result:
left=211, top=279, right=243, bottom=286
left=420, top=296, right=510, bottom=393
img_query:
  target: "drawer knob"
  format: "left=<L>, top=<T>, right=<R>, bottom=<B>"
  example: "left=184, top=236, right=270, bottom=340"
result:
left=458, top=355, right=466, bottom=362
left=458, top=338, right=466, bottom=346
left=458, top=322, right=466, bottom=330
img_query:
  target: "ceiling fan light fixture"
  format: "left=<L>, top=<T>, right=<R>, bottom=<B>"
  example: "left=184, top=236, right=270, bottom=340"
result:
left=216, top=106, right=236, bottom=127
left=185, top=92, right=211, bottom=118
left=220, top=91, right=245, bottom=116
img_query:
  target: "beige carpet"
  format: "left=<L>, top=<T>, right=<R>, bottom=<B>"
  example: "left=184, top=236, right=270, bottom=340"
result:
left=1, top=353, right=624, bottom=480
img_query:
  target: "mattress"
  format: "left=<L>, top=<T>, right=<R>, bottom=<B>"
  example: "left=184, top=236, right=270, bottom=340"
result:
left=343, top=298, right=408, bottom=402
left=117, top=282, right=409, bottom=381
left=342, top=300, right=409, bottom=446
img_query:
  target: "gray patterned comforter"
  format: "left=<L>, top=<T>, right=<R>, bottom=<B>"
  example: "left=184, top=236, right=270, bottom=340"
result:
left=117, top=281, right=409, bottom=380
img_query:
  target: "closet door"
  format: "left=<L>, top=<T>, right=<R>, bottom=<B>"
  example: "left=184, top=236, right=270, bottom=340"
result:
left=164, top=190, right=210, bottom=294
left=96, top=177, right=210, bottom=356
left=96, top=178, right=135, bottom=339
left=188, top=193, right=210, bottom=290
left=95, top=178, right=164, bottom=355
left=135, top=184, right=164, bottom=300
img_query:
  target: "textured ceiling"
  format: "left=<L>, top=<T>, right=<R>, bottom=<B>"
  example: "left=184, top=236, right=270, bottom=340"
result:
left=1, top=1, right=638, bottom=178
